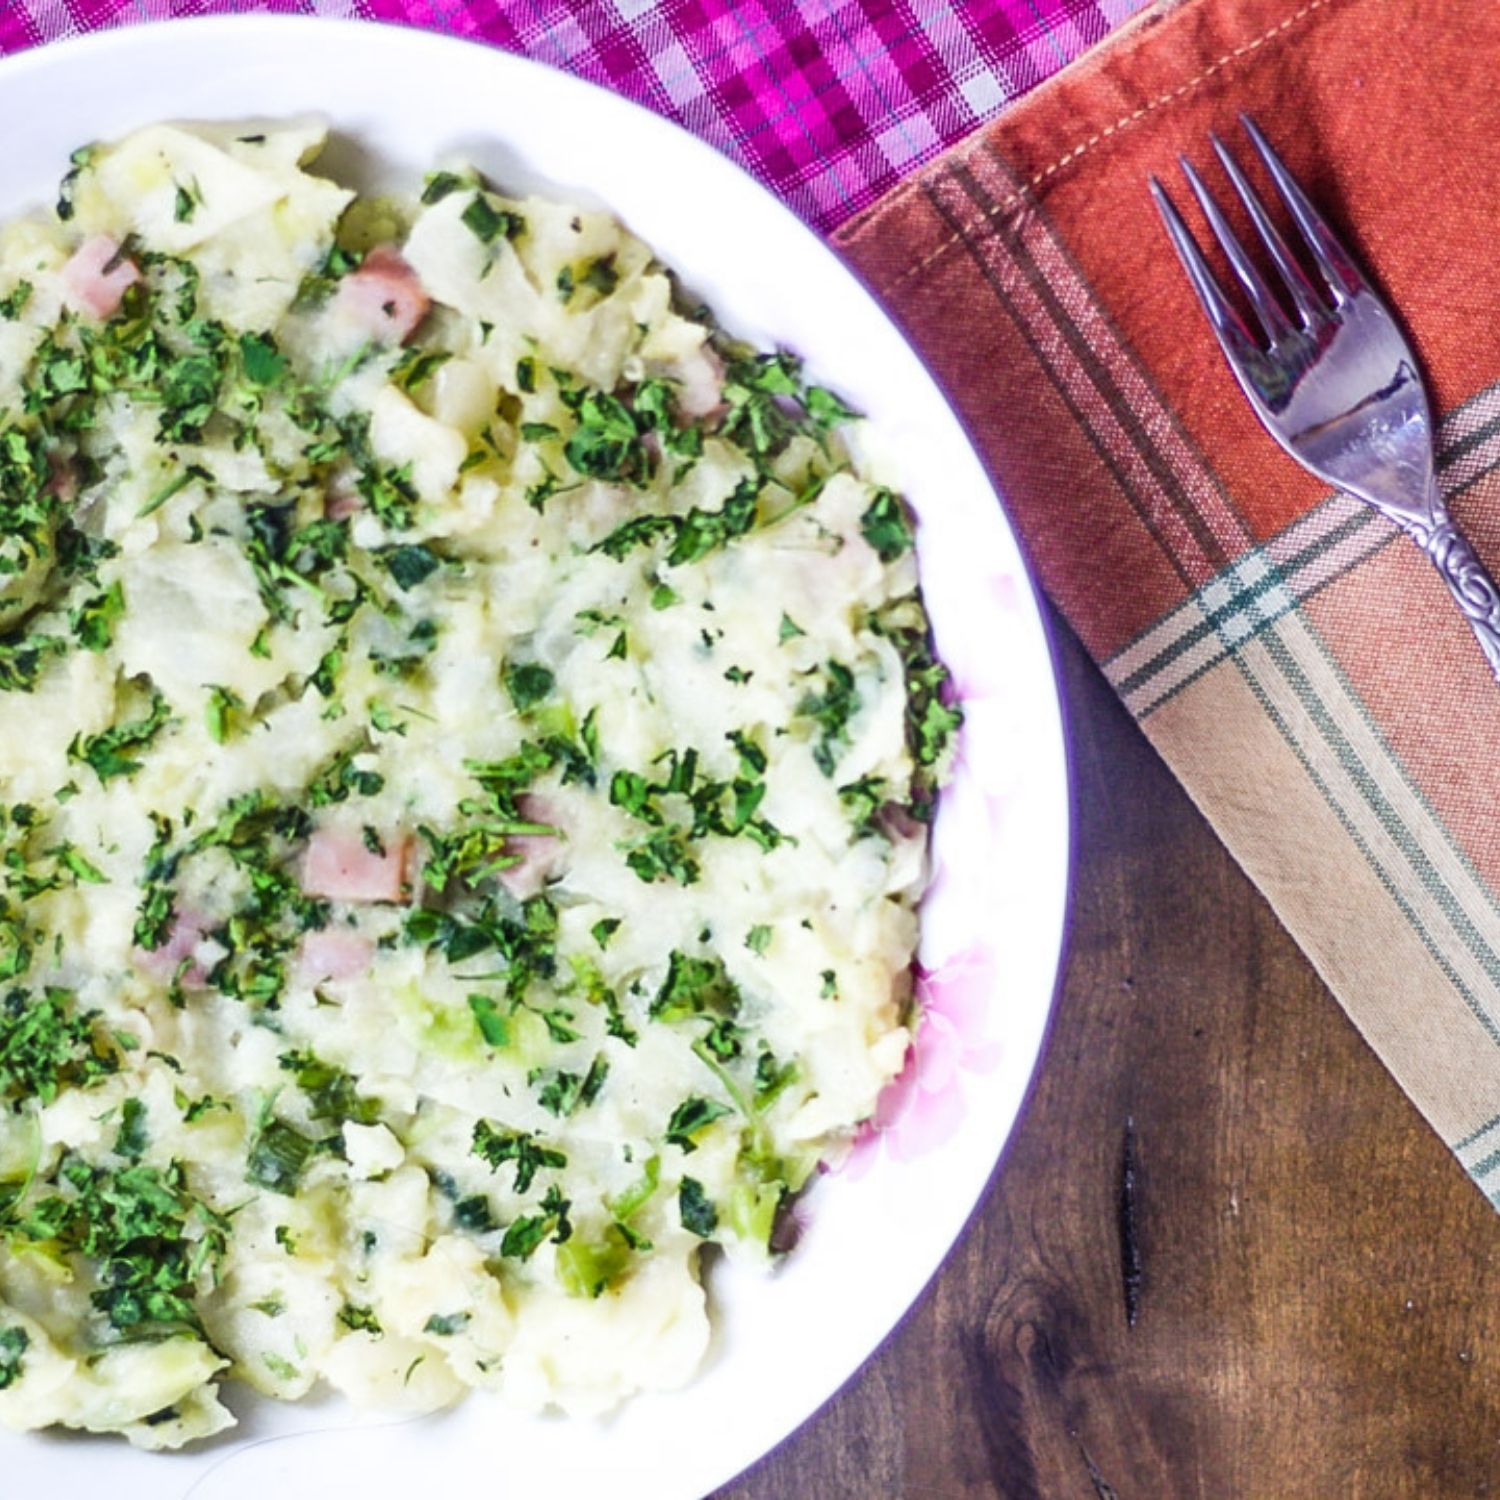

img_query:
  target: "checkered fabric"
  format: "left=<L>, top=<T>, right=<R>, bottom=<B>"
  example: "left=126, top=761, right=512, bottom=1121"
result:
left=0, top=0, right=1150, bottom=233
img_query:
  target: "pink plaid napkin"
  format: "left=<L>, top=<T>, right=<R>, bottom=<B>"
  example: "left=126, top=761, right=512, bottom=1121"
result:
left=0, top=0, right=1148, bottom=233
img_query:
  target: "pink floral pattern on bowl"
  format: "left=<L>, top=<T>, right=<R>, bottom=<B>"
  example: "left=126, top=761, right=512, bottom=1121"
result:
left=843, top=942, right=1004, bottom=1178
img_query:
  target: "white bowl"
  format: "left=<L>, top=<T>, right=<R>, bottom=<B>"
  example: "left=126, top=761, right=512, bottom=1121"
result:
left=0, top=17, right=1070, bottom=1497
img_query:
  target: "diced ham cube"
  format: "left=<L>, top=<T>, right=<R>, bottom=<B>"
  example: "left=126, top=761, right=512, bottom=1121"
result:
left=61, top=235, right=141, bottom=321
left=45, top=454, right=79, bottom=505
left=333, top=245, right=430, bottom=345
left=325, top=484, right=363, bottom=522
left=298, top=927, right=374, bottom=983
left=132, top=910, right=212, bottom=989
left=499, top=794, right=565, bottom=900
left=302, top=827, right=411, bottom=904
left=675, top=345, right=726, bottom=420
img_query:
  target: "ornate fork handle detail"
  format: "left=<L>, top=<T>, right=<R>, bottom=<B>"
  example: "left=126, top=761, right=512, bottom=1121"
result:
left=1396, top=509, right=1500, bottom=679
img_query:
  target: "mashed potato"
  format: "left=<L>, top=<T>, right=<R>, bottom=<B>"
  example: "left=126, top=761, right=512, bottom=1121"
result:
left=0, top=119, right=959, bottom=1448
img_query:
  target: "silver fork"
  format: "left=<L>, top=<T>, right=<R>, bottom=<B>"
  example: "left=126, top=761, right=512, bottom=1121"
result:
left=1151, top=115, right=1500, bottom=680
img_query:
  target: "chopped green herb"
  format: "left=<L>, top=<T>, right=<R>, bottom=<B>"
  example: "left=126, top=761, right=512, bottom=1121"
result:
left=503, top=661, right=555, bottom=713
left=113, top=1097, right=149, bottom=1161
left=472, top=1121, right=566, bottom=1194
left=421, top=170, right=472, bottom=205
left=500, top=1184, right=571, bottom=1261
left=468, top=992, right=509, bottom=1048
left=382, top=543, right=442, bottom=591
left=537, top=1055, right=608, bottom=1118
left=279, top=1048, right=381, bottom=1126
left=204, top=684, right=244, bottom=745
left=0, top=282, right=32, bottom=321
left=0, top=986, right=117, bottom=1103
left=0, top=1325, right=28, bottom=1390
left=246, top=1118, right=318, bottom=1196
left=798, top=661, right=860, bottom=777
left=665, top=1096, right=730, bottom=1153
left=678, top=1176, right=718, bottom=1238
left=69, top=690, right=173, bottom=783
left=339, top=1303, right=383, bottom=1336
left=390, top=347, right=451, bottom=393
left=859, top=488, right=914, bottom=562
left=239, top=331, right=289, bottom=389
left=461, top=194, right=523, bottom=244
left=69, top=582, right=124, bottom=653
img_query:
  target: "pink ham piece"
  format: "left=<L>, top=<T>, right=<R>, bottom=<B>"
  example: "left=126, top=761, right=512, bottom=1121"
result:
left=302, top=828, right=411, bottom=904
left=675, top=345, right=726, bottom=420
left=325, top=484, right=363, bottom=522
left=61, top=236, right=141, bottom=321
left=298, top=927, right=374, bottom=983
left=498, top=794, right=565, bottom=900
left=133, top=911, right=212, bottom=989
left=45, top=454, right=80, bottom=505
left=333, top=245, right=430, bottom=345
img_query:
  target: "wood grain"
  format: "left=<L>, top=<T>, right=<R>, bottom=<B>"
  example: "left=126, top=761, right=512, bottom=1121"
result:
left=713, top=615, right=1500, bottom=1500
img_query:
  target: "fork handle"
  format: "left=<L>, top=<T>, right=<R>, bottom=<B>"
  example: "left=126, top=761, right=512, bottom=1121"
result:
left=1400, top=508, right=1500, bottom=681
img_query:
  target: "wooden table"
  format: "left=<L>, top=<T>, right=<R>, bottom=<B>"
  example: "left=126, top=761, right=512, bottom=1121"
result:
left=717, top=616, right=1500, bottom=1500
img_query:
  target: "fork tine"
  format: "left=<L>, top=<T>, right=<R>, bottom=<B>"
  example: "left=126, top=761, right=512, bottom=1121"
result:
left=1210, top=132, right=1326, bottom=329
left=1150, top=177, right=1258, bottom=357
left=1177, top=153, right=1292, bottom=344
left=1239, top=113, right=1367, bottom=303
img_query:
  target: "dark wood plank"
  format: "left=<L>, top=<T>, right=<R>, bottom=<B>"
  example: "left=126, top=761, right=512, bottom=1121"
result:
left=714, top=615, right=1500, bottom=1500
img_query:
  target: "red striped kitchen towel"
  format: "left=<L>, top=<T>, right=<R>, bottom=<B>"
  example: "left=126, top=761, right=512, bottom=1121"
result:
left=837, top=0, right=1500, bottom=1202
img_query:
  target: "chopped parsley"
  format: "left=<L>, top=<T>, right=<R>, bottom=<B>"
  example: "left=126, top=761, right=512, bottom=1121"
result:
left=0, top=1325, right=28, bottom=1390
left=0, top=986, right=117, bottom=1103
left=797, top=661, right=860, bottom=776
left=5, top=1155, right=228, bottom=1335
left=503, top=661, right=555, bottom=713
left=68, top=689, right=173, bottom=783
left=664, top=1096, right=730, bottom=1153
left=0, top=282, right=32, bottom=321
left=859, top=488, right=915, bottom=562
left=472, top=1121, right=566, bottom=1194
left=678, top=1176, right=718, bottom=1238
left=246, top=1118, right=319, bottom=1197
left=461, top=194, right=524, bottom=245
left=69, top=582, right=125, bottom=653
left=500, top=1184, right=571, bottom=1260
left=536, top=1055, right=608, bottom=1118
